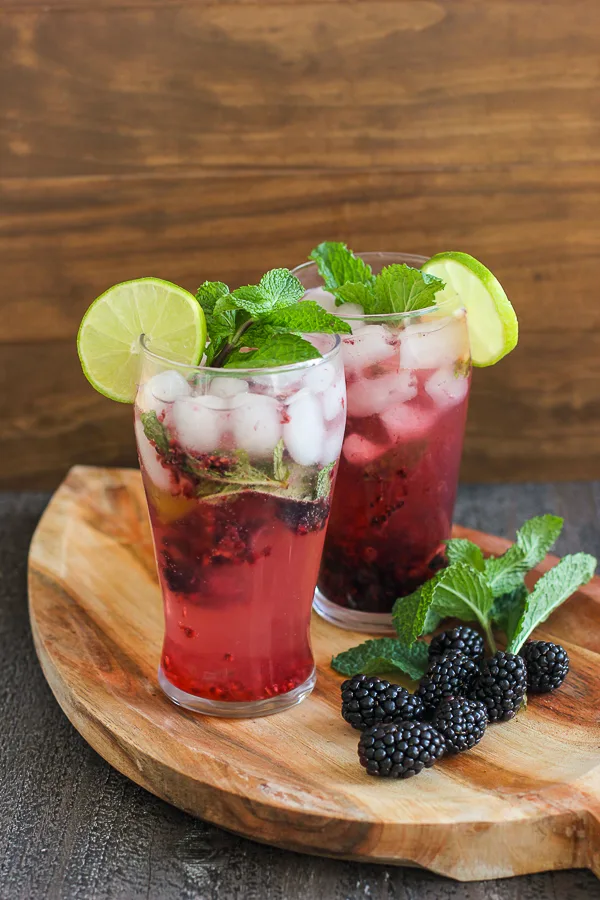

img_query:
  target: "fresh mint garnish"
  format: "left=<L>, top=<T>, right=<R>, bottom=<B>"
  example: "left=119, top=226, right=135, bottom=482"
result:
left=445, top=537, right=485, bottom=571
left=315, top=461, right=335, bottom=500
left=392, top=571, right=443, bottom=646
left=197, top=268, right=350, bottom=368
left=507, top=553, right=596, bottom=653
left=309, top=243, right=446, bottom=315
left=331, top=514, right=596, bottom=676
left=140, top=411, right=170, bottom=456
left=309, top=242, right=374, bottom=293
left=331, top=638, right=429, bottom=680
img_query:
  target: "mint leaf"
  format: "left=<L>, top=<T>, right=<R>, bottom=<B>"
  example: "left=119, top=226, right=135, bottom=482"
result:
left=516, top=515, right=563, bottom=568
left=445, top=538, right=485, bottom=571
left=140, top=411, right=170, bottom=456
left=315, top=461, right=335, bottom=499
left=491, top=584, right=529, bottom=642
left=392, top=572, right=444, bottom=646
left=333, top=282, right=376, bottom=309
left=422, top=607, right=442, bottom=636
left=224, top=333, right=321, bottom=369
left=331, top=638, right=428, bottom=680
left=507, top=553, right=597, bottom=653
left=309, top=242, right=374, bottom=291
left=265, top=301, right=352, bottom=335
left=273, top=438, right=289, bottom=483
left=259, top=268, right=305, bottom=309
left=204, top=309, right=240, bottom=365
left=231, top=269, right=305, bottom=316
left=196, top=281, right=229, bottom=315
left=485, top=545, right=529, bottom=596
left=431, top=563, right=494, bottom=634
left=367, top=264, right=445, bottom=314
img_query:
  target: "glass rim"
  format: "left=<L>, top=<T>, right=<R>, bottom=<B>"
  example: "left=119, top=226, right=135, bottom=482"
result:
left=139, top=332, right=342, bottom=376
left=291, top=251, right=463, bottom=321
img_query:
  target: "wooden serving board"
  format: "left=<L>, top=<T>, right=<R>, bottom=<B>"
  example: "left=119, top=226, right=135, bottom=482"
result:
left=28, top=467, right=600, bottom=882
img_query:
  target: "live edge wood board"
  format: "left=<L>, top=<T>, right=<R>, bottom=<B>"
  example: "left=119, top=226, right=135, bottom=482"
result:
left=28, top=467, right=600, bottom=882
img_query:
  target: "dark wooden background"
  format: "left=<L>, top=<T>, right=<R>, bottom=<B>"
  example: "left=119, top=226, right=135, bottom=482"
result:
left=2, top=0, right=600, bottom=489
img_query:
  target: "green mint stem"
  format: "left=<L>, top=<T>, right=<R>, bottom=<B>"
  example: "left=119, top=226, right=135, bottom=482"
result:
left=483, top=620, right=497, bottom=655
left=211, top=319, right=254, bottom=368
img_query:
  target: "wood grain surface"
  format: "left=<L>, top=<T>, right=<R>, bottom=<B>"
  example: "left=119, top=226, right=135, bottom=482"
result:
left=2, top=0, right=600, bottom=487
left=27, top=466, right=600, bottom=882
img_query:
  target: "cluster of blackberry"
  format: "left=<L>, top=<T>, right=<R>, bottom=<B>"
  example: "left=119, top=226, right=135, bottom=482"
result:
left=341, top=626, right=570, bottom=778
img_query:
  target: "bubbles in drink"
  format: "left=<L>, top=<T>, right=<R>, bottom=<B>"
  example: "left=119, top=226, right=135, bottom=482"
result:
left=400, top=316, right=469, bottom=370
left=283, top=391, right=325, bottom=466
left=425, top=366, right=470, bottom=408
left=172, top=395, right=227, bottom=454
left=342, top=325, right=397, bottom=372
left=346, top=370, right=417, bottom=417
left=231, top=393, right=282, bottom=457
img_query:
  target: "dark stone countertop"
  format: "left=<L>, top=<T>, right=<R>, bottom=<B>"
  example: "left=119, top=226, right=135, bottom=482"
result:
left=2, top=483, right=600, bottom=900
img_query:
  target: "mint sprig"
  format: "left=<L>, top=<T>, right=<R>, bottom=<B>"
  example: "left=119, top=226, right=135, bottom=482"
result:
left=332, top=514, right=597, bottom=676
left=309, top=242, right=446, bottom=315
left=331, top=638, right=429, bottom=681
left=197, top=268, right=351, bottom=368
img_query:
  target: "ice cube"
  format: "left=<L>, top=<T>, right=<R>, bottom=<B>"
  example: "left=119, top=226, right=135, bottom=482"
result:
left=400, top=317, right=469, bottom=370
left=380, top=402, right=435, bottom=443
left=320, top=376, right=346, bottom=421
left=342, top=325, right=397, bottom=373
left=231, top=393, right=282, bottom=457
left=346, top=371, right=417, bottom=417
left=425, top=367, right=470, bottom=408
left=283, top=391, right=325, bottom=466
left=342, top=433, right=388, bottom=466
left=172, top=396, right=226, bottom=454
left=302, top=362, right=336, bottom=394
left=303, top=286, right=338, bottom=315
left=320, top=416, right=346, bottom=465
left=138, top=370, right=191, bottom=416
left=134, top=418, right=172, bottom=491
left=209, top=377, right=249, bottom=400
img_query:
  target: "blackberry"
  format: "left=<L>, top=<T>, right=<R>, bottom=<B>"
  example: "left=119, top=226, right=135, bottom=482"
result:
left=428, top=626, right=485, bottom=663
left=432, top=697, right=487, bottom=753
left=276, top=498, right=330, bottom=535
left=416, top=651, right=479, bottom=717
left=469, top=651, right=527, bottom=722
left=520, top=641, right=569, bottom=693
left=340, top=675, right=424, bottom=731
left=358, top=721, right=446, bottom=778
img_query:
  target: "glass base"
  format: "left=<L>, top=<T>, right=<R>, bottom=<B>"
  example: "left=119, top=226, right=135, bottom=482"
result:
left=158, top=665, right=317, bottom=718
left=313, top=587, right=396, bottom=634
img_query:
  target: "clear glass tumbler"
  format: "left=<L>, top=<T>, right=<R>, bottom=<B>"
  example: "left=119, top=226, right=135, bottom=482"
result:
left=292, top=253, right=471, bottom=633
left=134, top=334, right=346, bottom=716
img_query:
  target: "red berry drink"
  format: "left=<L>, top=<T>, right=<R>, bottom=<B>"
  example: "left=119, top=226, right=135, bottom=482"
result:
left=135, top=336, right=345, bottom=716
left=293, top=254, right=471, bottom=632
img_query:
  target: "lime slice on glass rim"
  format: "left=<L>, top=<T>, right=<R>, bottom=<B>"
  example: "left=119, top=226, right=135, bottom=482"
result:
left=422, top=251, right=518, bottom=367
left=77, top=278, right=205, bottom=402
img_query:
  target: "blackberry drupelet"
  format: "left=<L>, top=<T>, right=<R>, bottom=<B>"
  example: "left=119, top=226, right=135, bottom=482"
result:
left=276, top=498, right=330, bottom=535
left=428, top=626, right=485, bottom=663
left=469, top=651, right=527, bottom=722
left=432, top=697, right=488, bottom=753
left=358, top=721, right=446, bottom=778
left=341, top=675, right=424, bottom=731
left=520, top=641, right=569, bottom=693
left=416, top=651, right=479, bottom=717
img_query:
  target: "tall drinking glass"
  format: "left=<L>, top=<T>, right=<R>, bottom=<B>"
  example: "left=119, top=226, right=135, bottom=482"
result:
left=134, top=334, right=346, bottom=716
left=292, top=253, right=471, bottom=633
